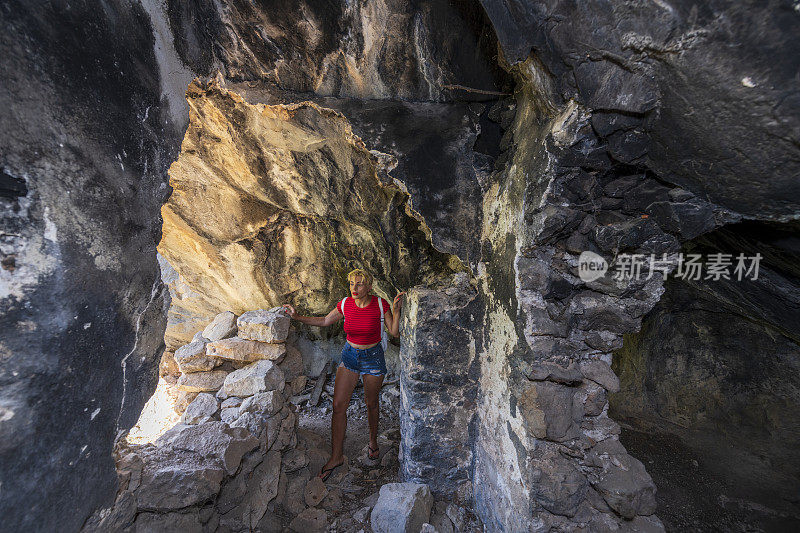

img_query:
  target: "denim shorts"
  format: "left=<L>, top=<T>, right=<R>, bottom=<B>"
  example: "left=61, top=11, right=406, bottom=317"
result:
left=339, top=342, right=388, bottom=377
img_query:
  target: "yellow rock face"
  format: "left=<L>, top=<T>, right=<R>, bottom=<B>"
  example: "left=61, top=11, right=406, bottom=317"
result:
left=159, top=79, right=462, bottom=348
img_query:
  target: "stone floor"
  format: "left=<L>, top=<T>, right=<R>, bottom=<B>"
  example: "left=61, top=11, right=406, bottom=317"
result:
left=297, top=374, right=485, bottom=533
left=619, top=428, right=800, bottom=533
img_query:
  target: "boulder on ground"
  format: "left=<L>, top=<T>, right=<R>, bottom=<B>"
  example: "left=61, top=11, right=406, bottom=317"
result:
left=321, top=487, right=342, bottom=513
left=182, top=393, right=219, bottom=425
left=218, top=360, right=285, bottom=399
left=135, top=446, right=226, bottom=511
left=237, top=308, right=291, bottom=343
left=177, top=369, right=229, bottom=392
left=158, top=421, right=259, bottom=475
left=203, top=311, right=238, bottom=341
left=371, top=482, right=433, bottom=533
left=304, top=476, right=328, bottom=507
left=207, top=337, right=286, bottom=363
left=175, top=340, right=220, bottom=373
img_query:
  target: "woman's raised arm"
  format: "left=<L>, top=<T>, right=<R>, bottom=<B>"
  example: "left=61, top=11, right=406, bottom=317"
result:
left=385, top=292, right=405, bottom=337
left=283, top=304, right=343, bottom=327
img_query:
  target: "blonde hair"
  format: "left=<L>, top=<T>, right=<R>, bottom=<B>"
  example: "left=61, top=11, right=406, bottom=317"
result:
left=347, top=268, right=373, bottom=286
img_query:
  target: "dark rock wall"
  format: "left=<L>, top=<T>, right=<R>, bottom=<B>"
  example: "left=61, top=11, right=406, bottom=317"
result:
left=468, top=0, right=799, bottom=530
left=611, top=220, right=800, bottom=518
left=480, top=0, right=800, bottom=220
left=0, top=1, right=192, bottom=530
left=166, top=0, right=509, bottom=101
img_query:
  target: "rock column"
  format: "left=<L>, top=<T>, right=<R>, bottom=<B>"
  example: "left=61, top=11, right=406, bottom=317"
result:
left=398, top=273, right=483, bottom=503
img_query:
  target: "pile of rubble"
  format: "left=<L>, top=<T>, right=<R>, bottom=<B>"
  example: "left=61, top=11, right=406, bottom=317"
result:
left=82, top=308, right=337, bottom=532
left=173, top=308, right=306, bottom=417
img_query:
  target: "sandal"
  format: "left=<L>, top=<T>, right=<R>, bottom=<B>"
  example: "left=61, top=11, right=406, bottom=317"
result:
left=368, top=444, right=380, bottom=460
left=318, top=460, right=344, bottom=482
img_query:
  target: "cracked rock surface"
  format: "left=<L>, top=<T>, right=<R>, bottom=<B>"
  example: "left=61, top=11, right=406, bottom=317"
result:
left=2, top=1, right=799, bottom=531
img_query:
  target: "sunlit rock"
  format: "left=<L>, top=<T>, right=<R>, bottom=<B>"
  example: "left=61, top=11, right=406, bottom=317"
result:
left=202, top=311, right=238, bottom=342
left=237, top=308, right=291, bottom=343
left=219, top=360, right=286, bottom=399
left=207, top=337, right=286, bottom=364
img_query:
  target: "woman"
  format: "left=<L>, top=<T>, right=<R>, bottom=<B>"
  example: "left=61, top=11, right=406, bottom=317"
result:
left=282, top=268, right=405, bottom=481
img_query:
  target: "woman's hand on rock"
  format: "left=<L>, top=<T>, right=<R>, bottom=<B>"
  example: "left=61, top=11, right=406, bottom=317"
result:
left=282, top=304, right=296, bottom=318
left=393, top=292, right=406, bottom=312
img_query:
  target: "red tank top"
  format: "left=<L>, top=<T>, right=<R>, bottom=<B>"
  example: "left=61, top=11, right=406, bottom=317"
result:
left=339, top=295, right=389, bottom=345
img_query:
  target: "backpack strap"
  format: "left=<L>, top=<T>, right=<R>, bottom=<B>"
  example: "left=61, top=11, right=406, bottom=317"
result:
left=377, top=297, right=388, bottom=349
left=339, top=297, right=348, bottom=321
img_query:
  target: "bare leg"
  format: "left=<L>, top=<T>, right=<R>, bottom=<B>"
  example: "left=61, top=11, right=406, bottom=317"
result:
left=362, top=373, right=385, bottom=454
left=322, top=362, right=360, bottom=471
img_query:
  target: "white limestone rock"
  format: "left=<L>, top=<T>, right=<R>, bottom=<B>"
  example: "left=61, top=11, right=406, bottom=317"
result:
left=206, top=337, right=286, bottom=364
left=239, top=390, right=283, bottom=417
left=229, top=412, right=266, bottom=439
left=220, top=407, right=240, bottom=425
left=202, top=311, right=238, bottom=341
left=371, top=483, right=433, bottom=533
left=174, top=340, right=220, bottom=373
left=218, top=360, right=285, bottom=399
left=236, top=308, right=290, bottom=343
left=177, top=369, right=229, bottom=392
left=158, top=421, right=259, bottom=475
left=221, top=397, right=242, bottom=409
left=181, top=392, right=219, bottom=425
left=136, top=459, right=225, bottom=511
